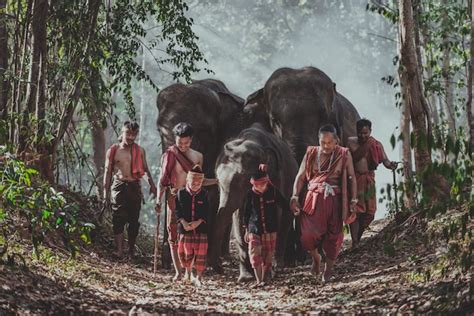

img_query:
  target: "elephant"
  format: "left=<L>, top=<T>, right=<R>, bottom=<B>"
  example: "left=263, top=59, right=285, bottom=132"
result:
left=244, top=66, right=361, bottom=164
left=244, top=66, right=361, bottom=264
left=213, top=123, right=298, bottom=281
left=156, top=78, right=244, bottom=270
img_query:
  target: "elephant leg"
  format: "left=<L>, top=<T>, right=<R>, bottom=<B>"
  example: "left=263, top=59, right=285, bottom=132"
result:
left=275, top=207, right=293, bottom=270
left=294, top=216, right=307, bottom=263
left=284, top=221, right=296, bottom=266
left=209, top=209, right=233, bottom=274
left=233, top=209, right=253, bottom=282
left=221, top=223, right=232, bottom=259
left=205, top=187, right=221, bottom=273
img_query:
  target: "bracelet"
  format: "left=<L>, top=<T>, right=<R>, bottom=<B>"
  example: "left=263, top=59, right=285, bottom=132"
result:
left=351, top=198, right=358, bottom=203
left=290, top=195, right=299, bottom=200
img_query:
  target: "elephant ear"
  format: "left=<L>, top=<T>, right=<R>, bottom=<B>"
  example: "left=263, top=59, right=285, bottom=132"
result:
left=244, top=88, right=271, bottom=128
left=263, top=146, right=280, bottom=185
left=329, top=82, right=344, bottom=143
left=244, top=88, right=264, bottom=110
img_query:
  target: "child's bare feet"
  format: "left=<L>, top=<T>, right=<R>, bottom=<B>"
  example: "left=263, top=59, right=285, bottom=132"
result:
left=192, top=275, right=202, bottom=287
left=172, top=272, right=183, bottom=282
left=112, top=250, right=123, bottom=259
left=311, top=260, right=320, bottom=277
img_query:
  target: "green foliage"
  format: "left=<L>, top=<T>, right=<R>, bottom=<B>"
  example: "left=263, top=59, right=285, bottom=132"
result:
left=4, top=0, right=208, bottom=149
left=0, top=147, right=94, bottom=259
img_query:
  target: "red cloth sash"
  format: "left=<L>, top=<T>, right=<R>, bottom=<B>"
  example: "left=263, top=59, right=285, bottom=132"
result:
left=160, top=145, right=195, bottom=187
left=107, top=143, right=145, bottom=180
left=303, top=146, right=349, bottom=221
left=352, top=136, right=384, bottom=170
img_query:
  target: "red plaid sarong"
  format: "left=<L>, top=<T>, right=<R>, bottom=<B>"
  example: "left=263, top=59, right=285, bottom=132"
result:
left=178, top=233, right=208, bottom=273
left=248, top=232, right=277, bottom=269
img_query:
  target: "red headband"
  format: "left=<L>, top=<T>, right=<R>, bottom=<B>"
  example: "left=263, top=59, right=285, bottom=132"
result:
left=250, top=176, right=270, bottom=186
left=250, top=164, right=270, bottom=186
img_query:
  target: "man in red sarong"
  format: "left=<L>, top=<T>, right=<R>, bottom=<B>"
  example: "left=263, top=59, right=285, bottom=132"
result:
left=348, top=118, right=397, bottom=248
left=155, top=122, right=217, bottom=281
left=103, top=121, right=157, bottom=258
left=290, top=124, right=357, bottom=283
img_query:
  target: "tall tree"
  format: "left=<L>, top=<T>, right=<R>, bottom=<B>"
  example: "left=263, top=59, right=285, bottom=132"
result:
left=18, top=0, right=48, bottom=154
left=441, top=0, right=456, bottom=137
left=0, top=0, right=8, bottom=122
left=398, top=0, right=432, bottom=179
left=469, top=0, right=474, bottom=151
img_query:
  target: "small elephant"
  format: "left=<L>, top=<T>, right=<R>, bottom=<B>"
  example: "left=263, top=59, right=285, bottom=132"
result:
left=213, top=123, right=298, bottom=282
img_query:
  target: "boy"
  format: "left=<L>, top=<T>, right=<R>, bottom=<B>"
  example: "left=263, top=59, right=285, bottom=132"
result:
left=243, top=164, right=288, bottom=287
left=175, top=165, right=209, bottom=286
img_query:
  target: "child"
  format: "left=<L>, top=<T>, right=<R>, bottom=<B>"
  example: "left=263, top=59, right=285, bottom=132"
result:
left=175, top=165, right=208, bottom=286
left=243, top=164, right=288, bottom=287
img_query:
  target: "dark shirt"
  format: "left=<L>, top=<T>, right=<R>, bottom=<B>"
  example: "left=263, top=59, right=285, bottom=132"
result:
left=175, top=187, right=209, bottom=234
left=243, top=185, right=288, bottom=235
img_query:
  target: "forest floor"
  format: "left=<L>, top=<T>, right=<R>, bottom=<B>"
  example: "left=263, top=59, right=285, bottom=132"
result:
left=0, top=200, right=472, bottom=315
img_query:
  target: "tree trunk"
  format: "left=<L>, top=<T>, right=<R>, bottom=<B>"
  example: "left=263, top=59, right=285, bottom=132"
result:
left=400, top=76, right=415, bottom=209
left=138, top=48, right=146, bottom=145
left=0, top=0, right=9, bottom=122
left=18, top=0, right=48, bottom=154
left=91, top=120, right=106, bottom=198
left=441, top=0, right=456, bottom=137
left=88, top=65, right=107, bottom=199
left=13, top=0, right=33, bottom=146
left=469, top=0, right=474, bottom=151
left=35, top=0, right=48, bottom=148
left=398, top=0, right=433, bottom=177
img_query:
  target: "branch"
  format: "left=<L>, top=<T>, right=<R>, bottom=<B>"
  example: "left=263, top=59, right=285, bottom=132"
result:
left=367, top=32, right=398, bottom=42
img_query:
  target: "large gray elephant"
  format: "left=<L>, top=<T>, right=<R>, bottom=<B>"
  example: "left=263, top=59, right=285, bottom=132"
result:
left=245, top=66, right=361, bottom=163
left=156, top=79, right=244, bottom=270
left=213, top=123, right=298, bottom=281
left=244, top=67, right=361, bottom=263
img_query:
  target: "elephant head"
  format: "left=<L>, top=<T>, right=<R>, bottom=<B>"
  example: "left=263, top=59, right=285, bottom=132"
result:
left=244, top=67, right=360, bottom=163
left=156, top=79, right=244, bottom=177
left=216, top=135, right=277, bottom=215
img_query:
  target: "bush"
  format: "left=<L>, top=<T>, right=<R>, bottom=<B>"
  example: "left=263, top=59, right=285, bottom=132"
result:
left=0, top=147, right=95, bottom=259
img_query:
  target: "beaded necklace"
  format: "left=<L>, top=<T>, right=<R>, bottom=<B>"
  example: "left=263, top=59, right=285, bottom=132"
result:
left=317, top=148, right=335, bottom=173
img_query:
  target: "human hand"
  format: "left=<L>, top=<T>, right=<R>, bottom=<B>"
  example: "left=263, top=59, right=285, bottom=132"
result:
left=350, top=199, right=358, bottom=213
left=388, top=161, right=399, bottom=170
left=154, top=203, right=161, bottom=214
left=290, top=196, right=301, bottom=216
left=150, top=185, right=157, bottom=199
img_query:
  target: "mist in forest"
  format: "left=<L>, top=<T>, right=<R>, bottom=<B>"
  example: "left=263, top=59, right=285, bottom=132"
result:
left=131, top=0, right=400, bottom=221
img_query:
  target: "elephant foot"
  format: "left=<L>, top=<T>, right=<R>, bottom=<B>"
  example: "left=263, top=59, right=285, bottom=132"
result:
left=237, top=271, right=254, bottom=283
left=210, top=263, right=224, bottom=274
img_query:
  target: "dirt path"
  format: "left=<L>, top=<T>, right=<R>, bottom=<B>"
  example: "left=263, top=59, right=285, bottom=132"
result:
left=0, top=217, right=471, bottom=314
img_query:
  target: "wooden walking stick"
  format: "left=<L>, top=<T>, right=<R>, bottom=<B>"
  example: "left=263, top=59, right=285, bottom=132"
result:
left=392, top=163, right=400, bottom=213
left=153, top=203, right=160, bottom=275
left=161, top=188, right=172, bottom=269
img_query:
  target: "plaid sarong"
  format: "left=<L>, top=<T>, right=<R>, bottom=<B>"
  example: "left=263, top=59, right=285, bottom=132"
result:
left=178, top=233, right=208, bottom=273
left=248, top=232, right=277, bottom=269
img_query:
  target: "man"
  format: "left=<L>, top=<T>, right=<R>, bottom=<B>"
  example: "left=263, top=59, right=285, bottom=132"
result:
left=347, top=118, right=397, bottom=248
left=290, top=124, right=357, bottom=283
left=156, top=122, right=217, bottom=282
left=103, top=121, right=157, bottom=258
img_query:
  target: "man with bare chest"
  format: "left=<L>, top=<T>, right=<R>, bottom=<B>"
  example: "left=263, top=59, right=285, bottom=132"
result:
left=347, top=119, right=397, bottom=248
left=103, top=121, right=157, bottom=258
left=156, top=122, right=217, bottom=281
